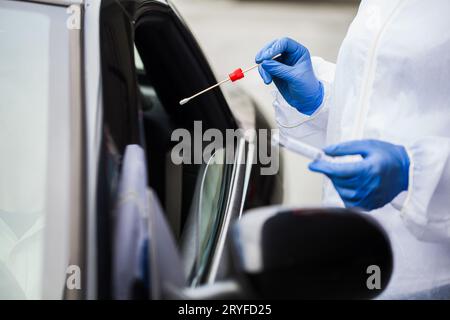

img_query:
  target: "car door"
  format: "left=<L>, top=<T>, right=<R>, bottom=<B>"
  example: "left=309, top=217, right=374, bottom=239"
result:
left=132, top=0, right=250, bottom=290
left=96, top=0, right=250, bottom=298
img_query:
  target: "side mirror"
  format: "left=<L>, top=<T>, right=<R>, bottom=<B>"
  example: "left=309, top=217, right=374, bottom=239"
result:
left=230, top=207, right=393, bottom=299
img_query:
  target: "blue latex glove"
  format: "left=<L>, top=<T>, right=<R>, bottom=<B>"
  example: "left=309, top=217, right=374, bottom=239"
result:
left=255, top=37, right=324, bottom=116
left=309, top=140, right=410, bottom=211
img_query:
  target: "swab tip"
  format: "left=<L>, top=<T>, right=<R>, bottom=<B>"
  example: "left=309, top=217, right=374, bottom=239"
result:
left=179, top=98, right=189, bottom=106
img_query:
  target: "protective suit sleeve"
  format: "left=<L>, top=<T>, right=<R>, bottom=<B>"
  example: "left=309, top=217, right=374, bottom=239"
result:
left=273, top=56, right=335, bottom=149
left=392, top=137, right=450, bottom=243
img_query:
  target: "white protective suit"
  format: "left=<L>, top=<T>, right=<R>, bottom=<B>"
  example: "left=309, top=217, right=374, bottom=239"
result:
left=275, top=0, right=450, bottom=298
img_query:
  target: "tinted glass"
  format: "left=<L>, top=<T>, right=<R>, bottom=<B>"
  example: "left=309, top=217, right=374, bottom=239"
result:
left=190, top=149, right=229, bottom=285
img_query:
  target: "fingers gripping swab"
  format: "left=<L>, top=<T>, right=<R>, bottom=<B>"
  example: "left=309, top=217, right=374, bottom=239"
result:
left=179, top=53, right=282, bottom=106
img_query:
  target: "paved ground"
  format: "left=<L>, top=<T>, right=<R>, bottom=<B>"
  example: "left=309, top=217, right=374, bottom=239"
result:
left=171, top=0, right=359, bottom=205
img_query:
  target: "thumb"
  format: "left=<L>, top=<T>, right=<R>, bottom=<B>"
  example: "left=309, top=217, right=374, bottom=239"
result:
left=309, top=159, right=365, bottom=178
left=258, top=65, right=273, bottom=85
left=308, top=160, right=334, bottom=177
left=324, top=140, right=372, bottom=158
left=261, top=60, right=294, bottom=81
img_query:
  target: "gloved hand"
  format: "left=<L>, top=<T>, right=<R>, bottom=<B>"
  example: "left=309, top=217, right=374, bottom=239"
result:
left=309, top=140, right=410, bottom=211
left=255, top=37, right=324, bottom=116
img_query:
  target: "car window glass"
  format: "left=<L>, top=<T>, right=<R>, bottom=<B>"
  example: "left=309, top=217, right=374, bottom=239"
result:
left=134, top=45, right=144, bottom=72
left=0, top=1, right=70, bottom=299
left=100, top=4, right=140, bottom=154
left=98, top=3, right=143, bottom=298
left=191, top=149, right=228, bottom=285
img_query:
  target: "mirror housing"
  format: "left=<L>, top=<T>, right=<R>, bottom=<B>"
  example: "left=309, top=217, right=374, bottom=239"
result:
left=230, top=206, right=393, bottom=299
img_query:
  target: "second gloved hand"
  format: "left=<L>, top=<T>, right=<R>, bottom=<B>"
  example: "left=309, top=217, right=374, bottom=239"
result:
left=309, top=140, right=410, bottom=211
left=255, top=37, right=324, bottom=116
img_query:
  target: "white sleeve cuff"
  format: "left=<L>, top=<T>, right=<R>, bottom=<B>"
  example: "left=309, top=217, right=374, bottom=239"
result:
left=271, top=56, right=335, bottom=149
left=273, top=87, right=330, bottom=129
left=392, top=137, right=450, bottom=242
left=272, top=81, right=330, bottom=148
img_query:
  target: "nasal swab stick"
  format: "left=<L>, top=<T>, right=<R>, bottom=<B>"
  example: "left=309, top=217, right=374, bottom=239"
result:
left=179, top=53, right=282, bottom=106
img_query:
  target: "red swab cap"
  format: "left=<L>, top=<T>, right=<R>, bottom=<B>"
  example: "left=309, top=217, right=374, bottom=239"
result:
left=229, top=68, right=245, bottom=82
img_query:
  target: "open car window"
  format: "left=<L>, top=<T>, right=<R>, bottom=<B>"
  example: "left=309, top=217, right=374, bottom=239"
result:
left=132, top=1, right=245, bottom=293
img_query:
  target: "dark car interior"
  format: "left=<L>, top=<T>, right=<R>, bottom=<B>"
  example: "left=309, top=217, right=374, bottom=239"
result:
left=97, top=0, right=239, bottom=298
left=134, top=10, right=239, bottom=232
left=97, top=0, right=285, bottom=299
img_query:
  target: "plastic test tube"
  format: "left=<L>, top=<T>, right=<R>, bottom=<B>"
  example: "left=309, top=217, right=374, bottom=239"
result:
left=272, top=134, right=326, bottom=161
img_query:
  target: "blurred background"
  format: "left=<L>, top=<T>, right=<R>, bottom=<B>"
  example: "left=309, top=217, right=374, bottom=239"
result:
left=171, top=0, right=359, bottom=206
